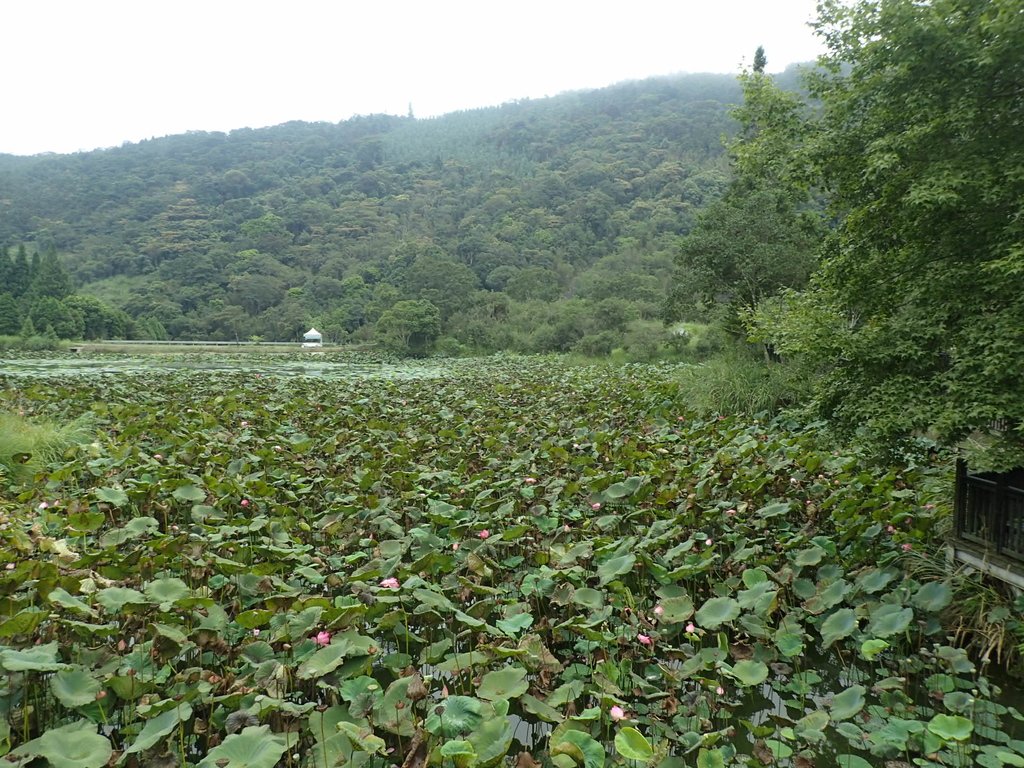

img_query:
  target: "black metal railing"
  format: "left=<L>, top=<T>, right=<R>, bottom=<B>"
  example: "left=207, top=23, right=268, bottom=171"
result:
left=955, top=460, right=1024, bottom=563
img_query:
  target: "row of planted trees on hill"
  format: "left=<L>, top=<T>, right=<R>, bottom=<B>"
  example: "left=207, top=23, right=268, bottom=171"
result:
left=666, top=0, right=1024, bottom=470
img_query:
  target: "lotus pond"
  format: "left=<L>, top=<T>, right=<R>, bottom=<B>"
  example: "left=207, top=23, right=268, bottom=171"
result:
left=0, top=355, right=1021, bottom=768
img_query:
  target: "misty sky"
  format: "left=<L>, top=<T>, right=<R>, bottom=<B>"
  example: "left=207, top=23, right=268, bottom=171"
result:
left=1, top=0, right=825, bottom=156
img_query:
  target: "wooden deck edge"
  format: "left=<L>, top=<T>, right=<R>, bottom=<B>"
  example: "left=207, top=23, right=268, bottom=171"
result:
left=948, top=541, right=1024, bottom=591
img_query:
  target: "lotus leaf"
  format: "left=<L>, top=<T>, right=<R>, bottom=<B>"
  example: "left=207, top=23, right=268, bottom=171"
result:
left=572, top=588, right=605, bottom=610
left=696, top=748, right=726, bottom=768
left=144, top=577, right=190, bottom=609
left=478, top=665, right=528, bottom=701
left=496, top=612, right=534, bottom=636
left=695, top=596, right=740, bottom=629
left=437, top=695, right=484, bottom=738
left=468, top=709, right=515, bottom=766
left=521, top=693, right=564, bottom=723
left=856, top=568, right=897, bottom=594
left=27, top=720, right=112, bottom=768
left=555, top=730, right=605, bottom=768
left=123, top=702, right=193, bottom=756
left=928, top=713, right=974, bottom=741
left=860, top=639, right=889, bottom=660
left=728, top=659, right=769, bottom=687
left=172, top=484, right=207, bottom=503
left=820, top=608, right=858, bottom=647
left=50, top=668, right=101, bottom=708
left=0, top=642, right=66, bottom=672
left=867, top=604, right=913, bottom=638
left=197, top=725, right=287, bottom=768
left=604, top=476, right=643, bottom=499
left=596, top=554, right=635, bottom=586
left=834, top=756, right=873, bottom=768
left=658, top=594, right=695, bottom=623
left=372, top=676, right=416, bottom=736
left=48, top=587, right=93, bottom=615
left=0, top=608, right=46, bottom=637
left=830, top=685, right=866, bottom=720
left=440, top=739, right=477, bottom=768
left=912, top=581, right=953, bottom=612
left=94, top=486, right=129, bottom=507
left=792, top=546, right=825, bottom=567
left=615, top=726, right=654, bottom=761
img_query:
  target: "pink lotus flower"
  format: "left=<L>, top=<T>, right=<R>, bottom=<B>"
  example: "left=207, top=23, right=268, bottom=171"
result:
left=887, top=525, right=896, bottom=533
left=705, top=538, right=713, bottom=546
left=725, top=508, right=736, bottom=516
left=252, top=629, right=260, bottom=637
left=4, top=563, right=14, bottom=571
left=452, top=542, right=460, bottom=551
left=591, top=502, right=602, bottom=511
left=478, top=529, right=490, bottom=540
left=610, top=705, right=626, bottom=721
left=524, top=477, right=537, bottom=485
left=240, top=421, right=249, bottom=428
left=154, top=454, right=163, bottom=460
left=653, top=605, right=664, bottom=617
left=901, top=543, right=913, bottom=552
left=685, top=622, right=697, bottom=633
left=240, top=499, right=250, bottom=507
left=716, top=685, right=725, bottom=695
left=637, top=633, right=652, bottom=646
left=379, top=577, right=400, bottom=589
left=314, top=631, right=332, bottom=646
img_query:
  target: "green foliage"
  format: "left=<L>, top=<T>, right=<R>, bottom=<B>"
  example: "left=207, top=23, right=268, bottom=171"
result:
left=0, top=355, right=1019, bottom=765
left=0, top=72, right=745, bottom=350
left=753, top=0, right=1024, bottom=468
left=0, top=409, right=93, bottom=487
left=673, top=345, right=806, bottom=416
left=375, top=299, right=441, bottom=357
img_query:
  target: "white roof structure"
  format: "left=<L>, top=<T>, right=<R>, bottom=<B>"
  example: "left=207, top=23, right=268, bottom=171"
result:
left=303, top=328, right=322, bottom=341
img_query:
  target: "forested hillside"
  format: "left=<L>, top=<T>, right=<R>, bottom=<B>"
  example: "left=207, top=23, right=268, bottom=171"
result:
left=0, top=72, right=749, bottom=354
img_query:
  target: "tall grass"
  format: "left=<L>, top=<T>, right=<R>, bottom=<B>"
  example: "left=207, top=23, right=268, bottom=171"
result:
left=0, top=410, right=94, bottom=487
left=674, top=345, right=807, bottom=416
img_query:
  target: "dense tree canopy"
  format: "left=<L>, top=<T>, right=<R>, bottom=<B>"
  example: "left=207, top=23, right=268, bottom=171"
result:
left=753, top=0, right=1024, bottom=467
left=0, top=72, right=752, bottom=354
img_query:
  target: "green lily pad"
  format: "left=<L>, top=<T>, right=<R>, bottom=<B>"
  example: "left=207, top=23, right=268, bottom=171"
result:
left=50, top=668, right=101, bottom=708
left=123, top=702, right=193, bottom=756
left=197, top=725, right=287, bottom=768
left=478, top=665, right=528, bottom=701
left=913, top=581, right=953, bottom=612
left=555, top=730, right=605, bottom=768
left=729, top=660, right=769, bottom=687
left=658, top=594, right=695, bottom=623
left=33, top=720, right=112, bottom=768
left=615, top=726, right=654, bottom=761
left=437, top=695, right=484, bottom=738
left=867, top=604, right=914, bottom=638
left=695, top=596, right=740, bottom=629
left=96, top=586, right=147, bottom=612
left=820, top=608, right=858, bottom=647
left=830, top=685, right=866, bottom=720
left=928, top=713, right=974, bottom=741
left=144, top=577, right=190, bottom=609
left=0, top=642, right=66, bottom=672
left=573, top=587, right=605, bottom=610
left=597, top=554, right=636, bottom=586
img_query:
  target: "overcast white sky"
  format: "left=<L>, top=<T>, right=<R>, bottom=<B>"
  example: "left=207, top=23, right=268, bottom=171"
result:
left=1, top=0, right=825, bottom=156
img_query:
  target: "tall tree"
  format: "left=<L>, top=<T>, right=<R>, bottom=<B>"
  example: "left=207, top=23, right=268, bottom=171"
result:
left=10, top=245, right=31, bottom=298
left=755, top=0, right=1024, bottom=468
left=28, top=248, right=72, bottom=300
